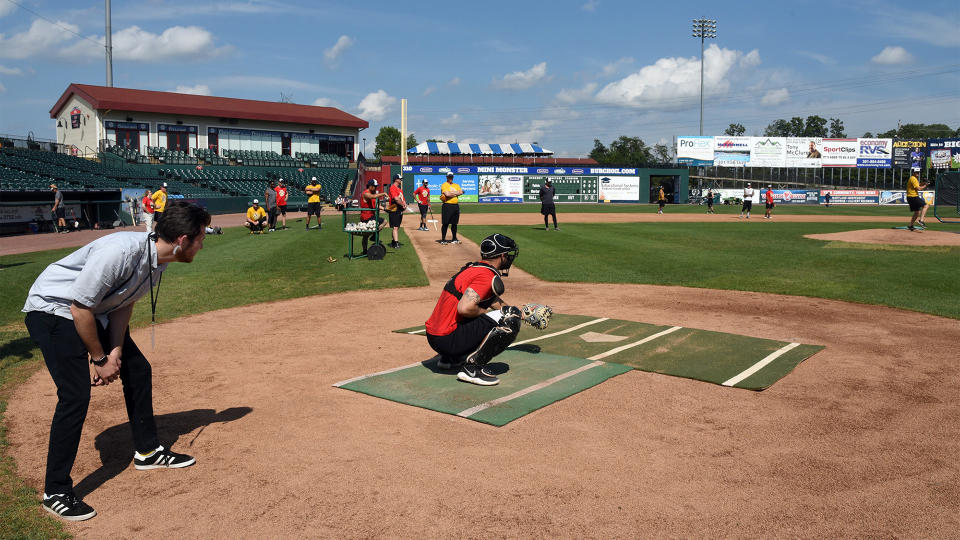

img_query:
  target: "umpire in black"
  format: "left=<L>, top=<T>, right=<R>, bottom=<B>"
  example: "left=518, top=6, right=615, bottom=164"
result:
left=539, top=178, right=558, bottom=230
left=22, top=201, right=210, bottom=521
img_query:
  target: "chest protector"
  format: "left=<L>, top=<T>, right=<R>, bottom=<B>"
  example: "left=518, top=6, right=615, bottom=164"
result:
left=444, top=261, right=505, bottom=308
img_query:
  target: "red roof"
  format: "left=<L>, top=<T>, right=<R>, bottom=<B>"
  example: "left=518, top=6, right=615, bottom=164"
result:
left=50, top=83, right=368, bottom=129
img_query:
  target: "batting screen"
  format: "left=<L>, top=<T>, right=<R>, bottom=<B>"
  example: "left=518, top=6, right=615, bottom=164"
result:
left=933, top=171, right=960, bottom=223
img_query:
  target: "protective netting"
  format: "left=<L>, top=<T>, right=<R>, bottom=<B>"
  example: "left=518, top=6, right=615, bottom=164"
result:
left=934, top=171, right=960, bottom=222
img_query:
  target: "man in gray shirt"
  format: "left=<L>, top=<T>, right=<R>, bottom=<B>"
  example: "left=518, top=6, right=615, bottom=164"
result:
left=51, top=184, right=67, bottom=232
left=22, top=201, right=211, bottom=522
left=264, top=180, right=279, bottom=232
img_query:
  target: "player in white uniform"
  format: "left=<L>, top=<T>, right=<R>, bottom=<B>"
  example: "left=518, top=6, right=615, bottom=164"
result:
left=739, top=183, right=755, bottom=219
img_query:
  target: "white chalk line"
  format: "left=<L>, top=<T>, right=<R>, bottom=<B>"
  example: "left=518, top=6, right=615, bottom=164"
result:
left=587, top=326, right=683, bottom=361
left=722, top=342, right=801, bottom=387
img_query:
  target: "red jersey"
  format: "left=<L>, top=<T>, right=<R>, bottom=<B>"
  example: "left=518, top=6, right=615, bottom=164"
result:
left=765, top=189, right=774, bottom=204
left=360, top=190, right=377, bottom=220
left=388, top=184, right=404, bottom=207
left=275, top=186, right=288, bottom=206
left=141, top=196, right=154, bottom=213
left=414, top=186, right=430, bottom=205
left=425, top=263, right=499, bottom=336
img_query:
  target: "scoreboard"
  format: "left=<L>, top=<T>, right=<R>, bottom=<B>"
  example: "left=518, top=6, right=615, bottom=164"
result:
left=524, top=176, right=598, bottom=203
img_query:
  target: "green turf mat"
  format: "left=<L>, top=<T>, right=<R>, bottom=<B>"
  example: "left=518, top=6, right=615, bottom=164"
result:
left=334, top=350, right=632, bottom=426
left=394, top=314, right=824, bottom=391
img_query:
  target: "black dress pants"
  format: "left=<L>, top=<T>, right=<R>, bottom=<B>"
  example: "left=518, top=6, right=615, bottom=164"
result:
left=24, top=311, right=160, bottom=494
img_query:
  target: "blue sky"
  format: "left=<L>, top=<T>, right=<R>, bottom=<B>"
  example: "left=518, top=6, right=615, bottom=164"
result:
left=1, top=0, right=958, bottom=157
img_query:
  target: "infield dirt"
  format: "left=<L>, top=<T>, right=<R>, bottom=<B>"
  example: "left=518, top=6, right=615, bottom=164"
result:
left=6, top=213, right=960, bottom=537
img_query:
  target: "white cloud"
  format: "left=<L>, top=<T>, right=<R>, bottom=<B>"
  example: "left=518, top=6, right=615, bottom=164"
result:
left=448, top=76, right=461, bottom=86
left=440, top=113, right=460, bottom=126
left=173, top=84, right=211, bottom=95
left=796, top=50, right=836, bottom=65
left=0, top=19, right=79, bottom=59
left=0, top=82, right=6, bottom=92
left=594, top=45, right=759, bottom=108
left=312, top=97, right=341, bottom=108
left=601, top=57, right=634, bottom=77
left=871, top=46, right=913, bottom=65
left=62, top=25, right=230, bottom=61
left=492, top=62, right=551, bottom=90
left=0, top=1, right=16, bottom=17
left=491, top=118, right=559, bottom=144
left=0, top=65, right=23, bottom=75
left=422, top=86, right=436, bottom=97
left=582, top=0, right=599, bottom=12
left=555, top=82, right=598, bottom=104
left=324, top=35, right=353, bottom=65
left=760, top=88, right=790, bottom=106
left=883, top=9, right=960, bottom=47
left=356, top=89, right=396, bottom=121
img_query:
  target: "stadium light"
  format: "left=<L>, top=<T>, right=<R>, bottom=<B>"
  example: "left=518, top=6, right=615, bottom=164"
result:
left=691, top=17, right=717, bottom=136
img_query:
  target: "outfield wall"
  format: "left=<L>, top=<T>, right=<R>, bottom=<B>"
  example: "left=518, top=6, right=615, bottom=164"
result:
left=396, top=165, right=689, bottom=204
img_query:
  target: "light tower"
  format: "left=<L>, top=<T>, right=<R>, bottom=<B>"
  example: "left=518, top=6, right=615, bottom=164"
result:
left=692, top=17, right=717, bottom=136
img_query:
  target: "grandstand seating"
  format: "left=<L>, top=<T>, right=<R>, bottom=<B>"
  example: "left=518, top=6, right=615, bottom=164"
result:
left=148, top=146, right=195, bottom=165
left=0, top=146, right=355, bottom=203
left=222, top=149, right=299, bottom=167
left=295, top=152, right=348, bottom=168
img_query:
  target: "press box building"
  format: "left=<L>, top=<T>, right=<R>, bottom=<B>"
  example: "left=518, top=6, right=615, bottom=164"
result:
left=50, top=84, right=367, bottom=160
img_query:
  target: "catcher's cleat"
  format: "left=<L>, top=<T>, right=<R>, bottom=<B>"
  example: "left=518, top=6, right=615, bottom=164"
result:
left=457, top=364, right=499, bottom=386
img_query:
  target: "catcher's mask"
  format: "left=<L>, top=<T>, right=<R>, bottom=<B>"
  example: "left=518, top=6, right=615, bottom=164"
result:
left=480, top=233, right=519, bottom=275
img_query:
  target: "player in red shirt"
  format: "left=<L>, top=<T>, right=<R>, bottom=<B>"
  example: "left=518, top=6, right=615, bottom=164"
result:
left=275, top=179, right=289, bottom=229
left=386, top=174, right=407, bottom=249
left=413, top=179, right=431, bottom=231
left=360, top=179, right=388, bottom=254
left=140, top=189, right=154, bottom=231
left=425, top=234, right=522, bottom=386
left=764, top=185, right=775, bottom=219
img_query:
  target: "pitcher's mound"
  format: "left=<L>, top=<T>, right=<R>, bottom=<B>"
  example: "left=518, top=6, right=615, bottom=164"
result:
left=805, top=228, right=960, bottom=246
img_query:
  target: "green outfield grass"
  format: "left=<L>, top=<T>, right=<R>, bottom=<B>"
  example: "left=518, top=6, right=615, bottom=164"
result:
left=457, top=221, right=960, bottom=320
left=0, top=225, right=427, bottom=537
left=457, top=202, right=912, bottom=216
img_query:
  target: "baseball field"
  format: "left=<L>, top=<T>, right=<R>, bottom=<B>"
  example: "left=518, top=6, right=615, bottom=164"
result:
left=1, top=206, right=959, bottom=537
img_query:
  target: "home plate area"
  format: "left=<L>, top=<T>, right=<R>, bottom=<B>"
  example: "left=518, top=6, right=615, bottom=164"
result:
left=334, top=314, right=824, bottom=426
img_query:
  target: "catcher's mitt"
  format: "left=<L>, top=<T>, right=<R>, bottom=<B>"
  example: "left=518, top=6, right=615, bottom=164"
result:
left=521, top=303, right=553, bottom=330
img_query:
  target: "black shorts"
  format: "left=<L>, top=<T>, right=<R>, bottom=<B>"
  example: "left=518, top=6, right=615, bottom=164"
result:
left=658, top=200, right=665, bottom=208
left=419, top=203, right=429, bottom=217
left=426, top=314, right=497, bottom=358
left=277, top=204, right=287, bottom=215
left=153, top=211, right=163, bottom=224
left=742, top=200, right=753, bottom=211
left=540, top=203, right=556, bottom=216
left=388, top=210, right=403, bottom=228
left=54, top=207, right=65, bottom=219
left=707, top=199, right=714, bottom=207
left=307, top=202, right=322, bottom=216
left=765, top=202, right=775, bottom=209
left=907, top=196, right=926, bottom=212
left=441, top=203, right=460, bottom=225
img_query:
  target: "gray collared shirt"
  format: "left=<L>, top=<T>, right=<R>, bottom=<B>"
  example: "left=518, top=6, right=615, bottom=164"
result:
left=22, top=231, right=167, bottom=326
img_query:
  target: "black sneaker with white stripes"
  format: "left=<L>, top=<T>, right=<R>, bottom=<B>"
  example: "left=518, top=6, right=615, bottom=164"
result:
left=42, top=492, right=96, bottom=521
left=457, top=363, right=500, bottom=386
left=134, top=446, right=196, bottom=470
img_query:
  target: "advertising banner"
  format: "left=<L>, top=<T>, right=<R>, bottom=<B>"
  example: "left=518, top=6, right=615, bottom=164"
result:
left=0, top=203, right=84, bottom=224
left=879, top=190, right=935, bottom=205
left=676, top=136, right=714, bottom=166
left=892, top=139, right=927, bottom=169
left=749, top=137, right=786, bottom=167
left=770, top=189, right=820, bottom=204
left=598, top=176, right=640, bottom=202
left=416, top=174, right=478, bottom=203
left=822, top=139, right=858, bottom=167
left=402, top=165, right=638, bottom=176
left=857, top=138, right=892, bottom=168
left=820, top=189, right=879, bottom=204
left=927, top=138, right=960, bottom=169
left=785, top=137, right=823, bottom=168
left=478, top=174, right=523, bottom=203
left=713, top=136, right=751, bottom=167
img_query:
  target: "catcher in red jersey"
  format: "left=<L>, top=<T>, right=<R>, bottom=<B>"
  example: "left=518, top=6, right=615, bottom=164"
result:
left=424, top=234, right=551, bottom=386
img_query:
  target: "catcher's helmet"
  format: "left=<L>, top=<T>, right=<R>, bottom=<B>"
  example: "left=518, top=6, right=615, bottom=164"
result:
left=480, top=233, right=519, bottom=274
